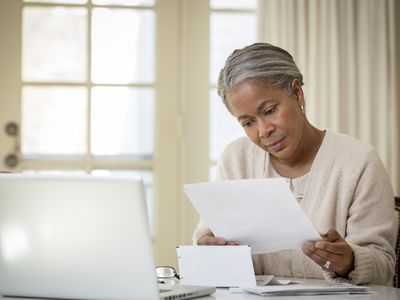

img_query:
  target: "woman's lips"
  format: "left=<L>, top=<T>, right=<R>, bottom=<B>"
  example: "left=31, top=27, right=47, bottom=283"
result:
left=267, top=137, right=286, bottom=151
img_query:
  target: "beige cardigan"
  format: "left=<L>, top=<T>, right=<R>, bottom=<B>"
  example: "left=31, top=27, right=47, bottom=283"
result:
left=193, top=131, right=397, bottom=286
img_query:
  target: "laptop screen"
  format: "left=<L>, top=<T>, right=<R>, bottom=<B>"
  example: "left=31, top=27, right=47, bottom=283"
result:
left=0, top=173, right=159, bottom=300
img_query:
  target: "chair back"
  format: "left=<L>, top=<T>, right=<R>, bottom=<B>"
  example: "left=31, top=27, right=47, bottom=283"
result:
left=394, top=197, right=400, bottom=288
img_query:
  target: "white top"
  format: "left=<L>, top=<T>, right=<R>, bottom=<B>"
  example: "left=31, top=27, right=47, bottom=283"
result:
left=266, top=160, right=309, bottom=202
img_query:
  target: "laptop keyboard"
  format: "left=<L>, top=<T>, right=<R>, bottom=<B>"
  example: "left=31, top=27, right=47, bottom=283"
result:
left=159, top=283, right=173, bottom=293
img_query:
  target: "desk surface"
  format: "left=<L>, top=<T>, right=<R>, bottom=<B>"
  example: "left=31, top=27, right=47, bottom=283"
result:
left=203, top=285, right=400, bottom=299
left=1, top=282, right=399, bottom=300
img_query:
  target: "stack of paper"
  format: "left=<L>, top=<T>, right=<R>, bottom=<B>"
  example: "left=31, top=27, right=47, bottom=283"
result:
left=256, top=275, right=291, bottom=286
left=240, top=284, right=371, bottom=296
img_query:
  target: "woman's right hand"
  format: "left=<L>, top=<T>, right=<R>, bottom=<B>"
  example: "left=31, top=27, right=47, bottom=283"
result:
left=197, top=230, right=237, bottom=245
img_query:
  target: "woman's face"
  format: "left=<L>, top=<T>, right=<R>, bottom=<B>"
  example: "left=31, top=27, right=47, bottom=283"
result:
left=228, top=80, right=305, bottom=163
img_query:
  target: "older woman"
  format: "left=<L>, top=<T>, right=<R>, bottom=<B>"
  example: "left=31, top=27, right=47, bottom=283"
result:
left=193, top=43, right=397, bottom=286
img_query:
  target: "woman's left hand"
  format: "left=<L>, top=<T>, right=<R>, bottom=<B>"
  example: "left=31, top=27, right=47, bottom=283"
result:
left=302, top=229, right=354, bottom=277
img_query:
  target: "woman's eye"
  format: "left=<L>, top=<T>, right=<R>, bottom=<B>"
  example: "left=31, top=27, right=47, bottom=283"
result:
left=242, top=119, right=255, bottom=128
left=264, top=106, right=276, bottom=115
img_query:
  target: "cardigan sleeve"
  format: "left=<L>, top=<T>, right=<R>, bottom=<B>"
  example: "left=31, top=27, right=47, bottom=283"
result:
left=322, top=149, right=397, bottom=285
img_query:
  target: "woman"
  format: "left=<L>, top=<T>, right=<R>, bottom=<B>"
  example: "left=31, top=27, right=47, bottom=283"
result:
left=193, top=43, right=397, bottom=285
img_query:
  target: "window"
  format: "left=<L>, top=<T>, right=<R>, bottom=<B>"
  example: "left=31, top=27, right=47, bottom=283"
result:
left=209, top=0, right=258, bottom=179
left=19, top=0, right=156, bottom=229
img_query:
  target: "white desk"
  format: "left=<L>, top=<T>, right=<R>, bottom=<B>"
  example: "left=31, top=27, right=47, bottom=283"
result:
left=1, top=282, right=399, bottom=300
left=201, top=285, right=400, bottom=299
left=197, top=278, right=400, bottom=300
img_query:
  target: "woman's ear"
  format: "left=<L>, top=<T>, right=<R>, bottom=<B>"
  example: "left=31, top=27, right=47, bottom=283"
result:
left=291, top=79, right=305, bottom=109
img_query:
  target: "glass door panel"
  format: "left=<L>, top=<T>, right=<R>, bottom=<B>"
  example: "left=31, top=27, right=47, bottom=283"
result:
left=22, top=86, right=87, bottom=155
left=91, top=8, right=155, bottom=84
left=22, top=6, right=87, bottom=82
left=24, top=0, right=88, bottom=3
left=210, top=0, right=257, bottom=10
left=92, top=0, right=155, bottom=6
left=209, top=3, right=258, bottom=179
left=210, top=12, right=257, bottom=84
left=209, top=89, right=243, bottom=161
left=91, top=87, right=154, bottom=157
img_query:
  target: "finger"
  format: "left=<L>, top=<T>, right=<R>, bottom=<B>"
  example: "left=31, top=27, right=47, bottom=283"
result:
left=226, top=241, right=238, bottom=245
left=214, top=237, right=229, bottom=245
left=302, top=241, right=314, bottom=253
left=308, top=250, right=336, bottom=271
left=302, top=242, right=327, bottom=261
left=314, top=241, right=344, bottom=255
left=197, top=230, right=214, bottom=245
left=303, top=247, right=332, bottom=269
left=198, top=236, right=226, bottom=245
left=323, top=229, right=342, bottom=242
left=310, top=244, right=341, bottom=263
left=303, top=242, right=340, bottom=270
left=303, top=240, right=341, bottom=256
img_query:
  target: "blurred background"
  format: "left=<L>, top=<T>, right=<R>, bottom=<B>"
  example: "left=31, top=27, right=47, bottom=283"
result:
left=0, top=0, right=399, bottom=268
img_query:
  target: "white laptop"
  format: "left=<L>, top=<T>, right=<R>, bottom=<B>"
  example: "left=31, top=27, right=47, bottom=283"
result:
left=0, top=173, right=215, bottom=300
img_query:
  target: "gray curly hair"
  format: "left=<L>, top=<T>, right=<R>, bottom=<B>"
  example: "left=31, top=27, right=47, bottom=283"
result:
left=217, top=43, right=304, bottom=114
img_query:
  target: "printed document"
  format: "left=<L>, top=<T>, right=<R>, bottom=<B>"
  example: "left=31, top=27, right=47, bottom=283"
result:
left=184, top=178, right=320, bottom=253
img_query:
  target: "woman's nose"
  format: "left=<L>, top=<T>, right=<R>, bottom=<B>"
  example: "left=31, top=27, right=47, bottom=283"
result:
left=258, top=118, right=275, bottom=138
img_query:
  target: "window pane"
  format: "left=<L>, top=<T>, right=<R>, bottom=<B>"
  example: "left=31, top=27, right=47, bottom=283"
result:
left=91, top=8, right=155, bottom=84
left=92, top=0, right=154, bottom=6
left=91, top=87, right=154, bottom=156
left=209, top=164, right=217, bottom=181
left=22, top=86, right=87, bottom=155
left=23, top=0, right=87, bottom=4
left=22, top=7, right=87, bottom=82
left=210, top=12, right=257, bottom=84
left=23, top=170, right=86, bottom=175
left=209, top=89, right=244, bottom=161
left=91, top=169, right=154, bottom=234
left=210, top=0, right=257, bottom=10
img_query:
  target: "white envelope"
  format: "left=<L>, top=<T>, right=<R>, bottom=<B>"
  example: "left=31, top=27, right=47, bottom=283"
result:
left=177, top=245, right=256, bottom=287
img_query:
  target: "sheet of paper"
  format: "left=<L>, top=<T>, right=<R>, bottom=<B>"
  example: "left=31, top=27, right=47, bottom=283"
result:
left=241, top=283, right=371, bottom=296
left=255, top=275, right=292, bottom=286
left=184, top=178, right=320, bottom=253
left=176, top=245, right=256, bottom=287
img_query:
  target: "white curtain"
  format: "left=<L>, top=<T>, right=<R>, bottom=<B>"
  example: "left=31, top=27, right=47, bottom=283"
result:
left=259, top=0, right=399, bottom=194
